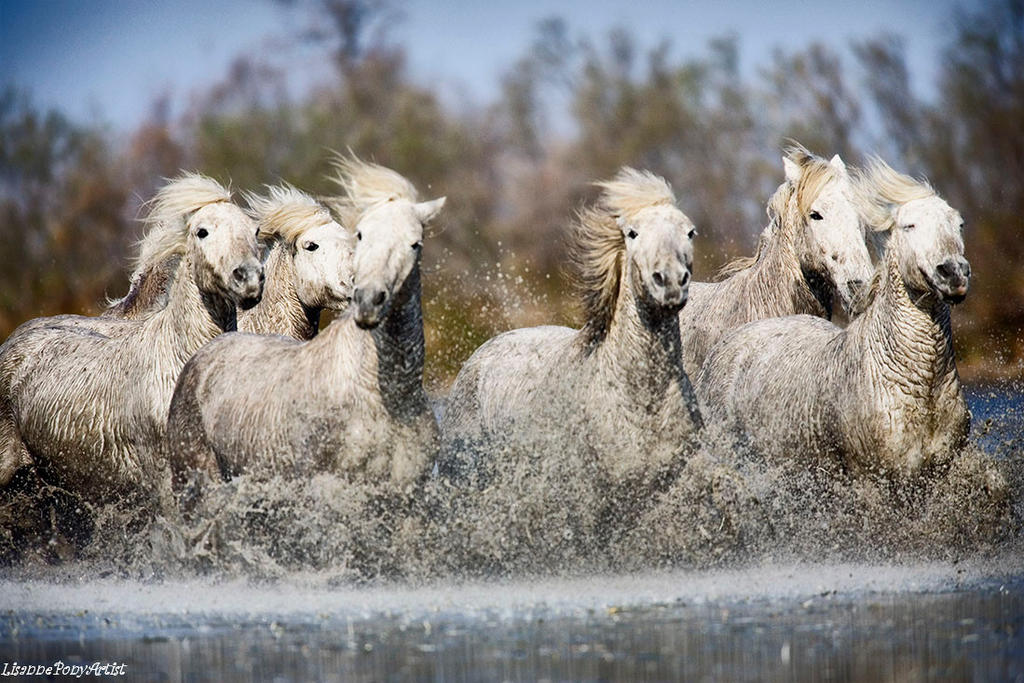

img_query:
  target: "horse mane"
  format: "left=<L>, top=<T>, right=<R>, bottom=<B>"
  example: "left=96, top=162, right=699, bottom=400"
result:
left=714, top=144, right=842, bottom=280
left=132, top=173, right=233, bottom=279
left=569, top=167, right=676, bottom=347
left=854, top=157, right=936, bottom=234
left=714, top=229, right=769, bottom=281
left=327, top=152, right=419, bottom=225
left=244, top=184, right=334, bottom=245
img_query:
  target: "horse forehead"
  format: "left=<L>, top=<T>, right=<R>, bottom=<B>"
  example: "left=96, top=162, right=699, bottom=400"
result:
left=193, top=201, right=252, bottom=230
left=897, top=197, right=953, bottom=227
left=359, top=201, right=422, bottom=239
left=637, top=204, right=690, bottom=231
left=813, top=176, right=853, bottom=206
left=306, top=219, right=348, bottom=242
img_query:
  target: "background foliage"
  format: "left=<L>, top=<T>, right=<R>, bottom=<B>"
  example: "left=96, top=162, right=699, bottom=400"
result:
left=1, top=0, right=1021, bottom=389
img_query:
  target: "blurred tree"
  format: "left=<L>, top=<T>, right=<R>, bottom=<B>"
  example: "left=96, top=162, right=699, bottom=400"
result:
left=0, top=88, right=128, bottom=330
left=852, top=34, right=922, bottom=164
left=761, top=43, right=862, bottom=161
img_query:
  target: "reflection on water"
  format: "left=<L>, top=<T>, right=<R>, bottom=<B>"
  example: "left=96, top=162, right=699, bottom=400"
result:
left=2, top=570, right=1023, bottom=681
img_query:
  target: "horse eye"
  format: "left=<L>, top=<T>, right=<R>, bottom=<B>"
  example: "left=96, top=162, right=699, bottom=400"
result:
left=196, top=227, right=209, bottom=239
left=687, top=229, right=696, bottom=239
left=627, top=230, right=638, bottom=240
left=903, top=224, right=916, bottom=230
left=809, top=211, right=823, bottom=221
left=356, top=231, right=362, bottom=241
left=304, top=242, right=319, bottom=252
left=412, top=242, right=422, bottom=251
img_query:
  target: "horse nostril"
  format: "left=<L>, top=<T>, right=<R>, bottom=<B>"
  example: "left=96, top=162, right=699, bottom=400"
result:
left=936, top=261, right=957, bottom=279
left=372, top=290, right=386, bottom=306
left=652, top=271, right=665, bottom=287
left=680, top=271, right=690, bottom=286
left=233, top=267, right=246, bottom=282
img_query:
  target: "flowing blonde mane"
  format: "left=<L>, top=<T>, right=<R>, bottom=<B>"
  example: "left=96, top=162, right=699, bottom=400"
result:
left=854, top=157, right=936, bottom=233
left=327, top=153, right=419, bottom=226
left=132, top=173, right=233, bottom=278
left=716, top=145, right=842, bottom=280
left=244, top=184, right=334, bottom=245
left=569, top=167, right=676, bottom=347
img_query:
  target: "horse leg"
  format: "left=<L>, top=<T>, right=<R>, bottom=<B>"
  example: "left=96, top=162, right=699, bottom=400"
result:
left=164, top=381, right=222, bottom=493
left=0, top=400, right=32, bottom=487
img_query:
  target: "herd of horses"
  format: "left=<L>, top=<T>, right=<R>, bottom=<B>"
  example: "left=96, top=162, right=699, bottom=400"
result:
left=0, top=146, right=971, bottom=542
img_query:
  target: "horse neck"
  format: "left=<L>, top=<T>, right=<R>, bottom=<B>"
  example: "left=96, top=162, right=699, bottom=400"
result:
left=595, top=264, right=696, bottom=413
left=369, top=265, right=427, bottom=420
left=742, top=213, right=830, bottom=319
left=240, top=243, right=319, bottom=340
left=148, top=255, right=235, bottom=366
left=852, top=247, right=958, bottom=395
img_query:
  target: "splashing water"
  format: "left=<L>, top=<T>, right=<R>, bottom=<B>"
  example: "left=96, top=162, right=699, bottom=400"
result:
left=1, top=382, right=1020, bottom=582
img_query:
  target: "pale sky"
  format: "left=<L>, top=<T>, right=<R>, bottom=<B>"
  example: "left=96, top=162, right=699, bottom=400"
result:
left=1, top=0, right=967, bottom=131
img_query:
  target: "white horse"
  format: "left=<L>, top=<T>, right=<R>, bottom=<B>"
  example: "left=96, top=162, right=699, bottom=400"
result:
left=679, top=146, right=873, bottom=379
left=696, top=159, right=970, bottom=477
left=239, top=184, right=355, bottom=339
left=164, top=158, right=444, bottom=487
left=0, top=174, right=263, bottom=498
left=105, top=184, right=353, bottom=338
left=440, top=168, right=702, bottom=491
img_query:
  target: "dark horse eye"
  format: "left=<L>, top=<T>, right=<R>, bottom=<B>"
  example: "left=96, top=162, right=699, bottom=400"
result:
left=356, top=231, right=362, bottom=241
left=809, top=211, right=823, bottom=221
left=196, top=227, right=209, bottom=239
left=627, top=230, right=638, bottom=239
left=304, top=242, right=319, bottom=252
left=687, top=229, right=696, bottom=239
left=412, top=242, right=422, bottom=251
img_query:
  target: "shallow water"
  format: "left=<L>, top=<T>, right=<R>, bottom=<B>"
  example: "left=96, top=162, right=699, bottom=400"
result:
left=3, top=561, right=1024, bottom=681
left=0, top=384, right=1022, bottom=679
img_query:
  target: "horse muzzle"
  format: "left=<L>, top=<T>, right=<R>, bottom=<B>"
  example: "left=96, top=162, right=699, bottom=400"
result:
left=930, top=257, right=970, bottom=304
left=353, top=286, right=389, bottom=329
left=230, top=262, right=264, bottom=310
left=651, top=267, right=690, bottom=309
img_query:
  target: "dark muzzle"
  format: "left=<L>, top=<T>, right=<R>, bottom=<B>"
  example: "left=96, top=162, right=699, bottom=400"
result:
left=933, top=257, right=970, bottom=304
left=353, top=287, right=389, bottom=328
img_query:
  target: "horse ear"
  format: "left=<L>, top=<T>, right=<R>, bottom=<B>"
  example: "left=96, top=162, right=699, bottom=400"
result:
left=414, top=197, right=446, bottom=224
left=830, top=154, right=847, bottom=172
left=783, top=156, right=801, bottom=182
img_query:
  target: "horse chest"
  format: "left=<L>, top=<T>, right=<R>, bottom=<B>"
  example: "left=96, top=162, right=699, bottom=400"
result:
left=582, top=381, right=687, bottom=479
left=854, top=377, right=966, bottom=473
